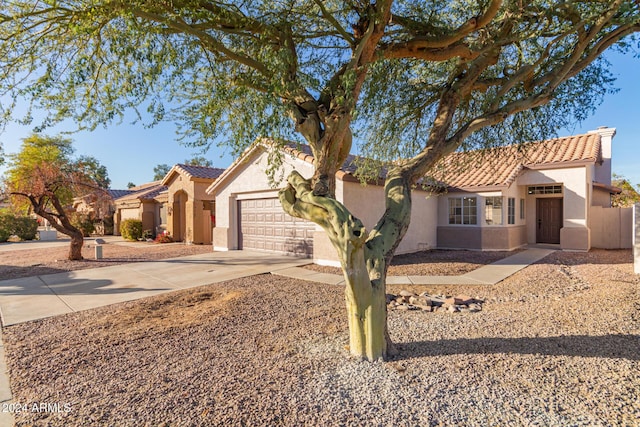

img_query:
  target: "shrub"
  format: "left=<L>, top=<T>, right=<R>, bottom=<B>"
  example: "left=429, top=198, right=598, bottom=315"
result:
left=142, top=229, right=154, bottom=240
left=154, top=233, right=174, bottom=244
left=0, top=213, right=11, bottom=242
left=70, top=212, right=95, bottom=237
left=10, top=216, right=38, bottom=240
left=120, top=219, right=143, bottom=241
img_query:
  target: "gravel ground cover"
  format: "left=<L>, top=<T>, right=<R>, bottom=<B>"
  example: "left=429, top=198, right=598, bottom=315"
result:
left=304, top=249, right=521, bottom=276
left=0, top=242, right=212, bottom=280
left=2, top=249, right=638, bottom=426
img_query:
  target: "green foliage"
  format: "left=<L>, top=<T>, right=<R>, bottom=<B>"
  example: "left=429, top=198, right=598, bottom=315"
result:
left=127, top=182, right=136, bottom=189
left=70, top=212, right=95, bottom=237
left=120, top=219, right=143, bottom=241
left=76, top=156, right=111, bottom=189
left=612, top=174, right=640, bottom=207
left=0, top=1, right=636, bottom=193
left=5, top=134, right=110, bottom=210
left=0, top=212, right=38, bottom=241
left=0, top=212, right=12, bottom=242
left=153, top=164, right=171, bottom=181
left=184, top=156, right=212, bottom=167
left=12, top=216, right=38, bottom=240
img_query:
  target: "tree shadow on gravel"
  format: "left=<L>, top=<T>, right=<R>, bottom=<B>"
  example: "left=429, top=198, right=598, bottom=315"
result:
left=393, top=334, right=640, bottom=361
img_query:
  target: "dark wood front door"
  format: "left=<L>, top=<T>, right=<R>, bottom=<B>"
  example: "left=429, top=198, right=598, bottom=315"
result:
left=536, top=198, right=562, bottom=244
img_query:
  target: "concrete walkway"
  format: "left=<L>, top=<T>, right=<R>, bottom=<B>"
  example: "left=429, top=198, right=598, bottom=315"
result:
left=0, top=246, right=555, bottom=426
left=273, top=247, right=556, bottom=286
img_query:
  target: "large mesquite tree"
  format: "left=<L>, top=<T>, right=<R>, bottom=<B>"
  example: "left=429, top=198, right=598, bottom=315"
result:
left=1, top=1, right=639, bottom=360
left=5, top=135, right=110, bottom=260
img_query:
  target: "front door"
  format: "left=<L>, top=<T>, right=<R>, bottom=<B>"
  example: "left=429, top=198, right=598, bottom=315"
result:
left=536, top=198, right=562, bottom=244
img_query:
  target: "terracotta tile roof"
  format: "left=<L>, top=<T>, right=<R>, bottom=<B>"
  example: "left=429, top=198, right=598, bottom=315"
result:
left=114, top=181, right=167, bottom=202
left=209, top=132, right=602, bottom=195
left=174, top=164, right=226, bottom=180
left=108, top=189, right=134, bottom=199
left=281, top=142, right=381, bottom=180
left=429, top=132, right=602, bottom=190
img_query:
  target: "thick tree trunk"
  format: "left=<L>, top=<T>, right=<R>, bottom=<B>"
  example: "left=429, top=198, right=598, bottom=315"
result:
left=68, top=231, right=85, bottom=261
left=279, top=170, right=408, bottom=361
left=26, top=194, right=86, bottom=261
left=343, top=248, right=389, bottom=360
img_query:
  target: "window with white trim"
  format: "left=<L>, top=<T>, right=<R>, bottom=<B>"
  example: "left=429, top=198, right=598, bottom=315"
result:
left=448, top=197, right=477, bottom=225
left=508, top=197, right=515, bottom=225
left=485, top=197, right=503, bottom=225
left=527, top=185, right=562, bottom=194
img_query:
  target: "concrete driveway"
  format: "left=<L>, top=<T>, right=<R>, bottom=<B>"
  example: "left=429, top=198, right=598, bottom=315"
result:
left=0, top=250, right=311, bottom=326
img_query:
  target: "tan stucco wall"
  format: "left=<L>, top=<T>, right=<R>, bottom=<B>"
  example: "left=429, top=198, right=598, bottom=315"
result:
left=589, top=206, right=632, bottom=249
left=166, top=174, right=214, bottom=244
left=592, top=187, right=613, bottom=207
left=119, top=207, right=140, bottom=221
left=437, top=225, right=526, bottom=250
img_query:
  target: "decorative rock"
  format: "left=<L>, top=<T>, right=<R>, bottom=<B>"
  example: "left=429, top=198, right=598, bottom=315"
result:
left=386, top=290, right=484, bottom=314
left=469, top=303, right=482, bottom=312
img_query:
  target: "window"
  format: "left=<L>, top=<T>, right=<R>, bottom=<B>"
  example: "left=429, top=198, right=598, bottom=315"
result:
left=520, top=198, right=525, bottom=220
left=527, top=185, right=562, bottom=194
left=485, top=197, right=503, bottom=225
left=508, top=198, right=515, bottom=224
left=159, top=203, right=167, bottom=226
left=448, top=197, right=477, bottom=225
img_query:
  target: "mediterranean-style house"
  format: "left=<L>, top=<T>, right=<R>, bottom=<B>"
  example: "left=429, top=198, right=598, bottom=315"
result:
left=113, top=181, right=168, bottom=237
left=206, top=127, right=631, bottom=266
left=111, top=164, right=224, bottom=243
left=160, top=164, right=225, bottom=244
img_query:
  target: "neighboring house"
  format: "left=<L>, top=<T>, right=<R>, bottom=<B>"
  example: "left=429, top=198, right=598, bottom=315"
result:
left=161, top=164, right=225, bottom=244
left=206, top=127, right=628, bottom=264
left=73, top=189, right=119, bottom=221
left=113, top=181, right=168, bottom=237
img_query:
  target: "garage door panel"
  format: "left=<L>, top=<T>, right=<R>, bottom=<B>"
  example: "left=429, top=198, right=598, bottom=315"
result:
left=238, top=198, right=313, bottom=257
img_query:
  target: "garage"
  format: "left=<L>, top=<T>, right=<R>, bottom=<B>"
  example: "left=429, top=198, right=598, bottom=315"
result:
left=238, top=198, right=315, bottom=257
left=238, top=198, right=314, bottom=257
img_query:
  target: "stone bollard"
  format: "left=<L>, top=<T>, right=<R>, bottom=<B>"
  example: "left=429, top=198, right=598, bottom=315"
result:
left=95, top=245, right=103, bottom=260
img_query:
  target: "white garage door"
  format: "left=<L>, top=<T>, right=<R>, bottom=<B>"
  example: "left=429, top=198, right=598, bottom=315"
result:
left=238, top=198, right=314, bottom=257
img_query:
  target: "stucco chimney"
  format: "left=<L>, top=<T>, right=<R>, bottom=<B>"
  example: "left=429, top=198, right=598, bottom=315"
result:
left=588, top=126, right=616, bottom=186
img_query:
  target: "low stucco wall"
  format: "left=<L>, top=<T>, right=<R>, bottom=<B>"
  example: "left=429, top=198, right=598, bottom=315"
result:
left=589, top=206, right=632, bottom=249
left=437, top=225, right=526, bottom=251
left=560, top=226, right=590, bottom=251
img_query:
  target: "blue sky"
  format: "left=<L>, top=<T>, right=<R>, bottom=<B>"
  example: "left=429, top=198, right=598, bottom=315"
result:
left=0, top=50, right=638, bottom=190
